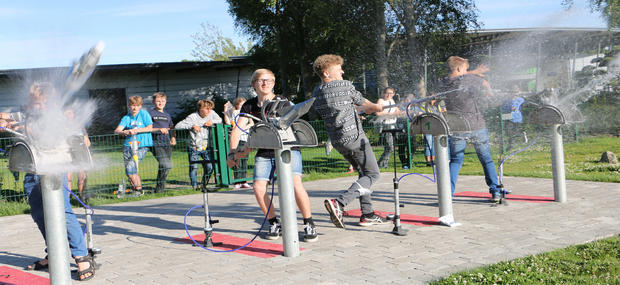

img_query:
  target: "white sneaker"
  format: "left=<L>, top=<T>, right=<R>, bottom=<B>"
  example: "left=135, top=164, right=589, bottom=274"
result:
left=233, top=184, right=243, bottom=190
left=266, top=222, right=281, bottom=240
left=241, top=183, right=252, bottom=189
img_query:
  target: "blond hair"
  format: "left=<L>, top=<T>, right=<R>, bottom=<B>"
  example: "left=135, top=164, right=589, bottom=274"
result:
left=313, top=54, right=343, bottom=77
left=251, top=69, right=275, bottom=83
left=128, top=96, right=143, bottom=106
left=447, top=56, right=468, bottom=72
left=197, top=99, right=214, bottom=110
left=152, top=92, right=166, bottom=101
left=233, top=97, right=246, bottom=108
left=29, top=82, right=55, bottom=104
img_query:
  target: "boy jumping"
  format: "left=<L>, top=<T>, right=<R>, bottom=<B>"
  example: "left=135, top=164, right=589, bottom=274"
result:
left=311, top=54, right=385, bottom=228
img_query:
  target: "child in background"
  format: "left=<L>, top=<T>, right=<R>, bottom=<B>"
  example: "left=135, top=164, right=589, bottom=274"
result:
left=224, top=98, right=252, bottom=190
left=114, top=96, right=153, bottom=196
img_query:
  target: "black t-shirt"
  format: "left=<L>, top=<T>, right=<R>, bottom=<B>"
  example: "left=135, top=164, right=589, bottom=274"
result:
left=436, top=74, right=488, bottom=131
left=148, top=108, right=174, bottom=146
left=240, top=95, right=298, bottom=158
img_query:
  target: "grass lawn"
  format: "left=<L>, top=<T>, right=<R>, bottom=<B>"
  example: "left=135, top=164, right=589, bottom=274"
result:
left=1, top=135, right=618, bottom=216
left=431, top=235, right=620, bottom=284
left=0, top=133, right=618, bottom=281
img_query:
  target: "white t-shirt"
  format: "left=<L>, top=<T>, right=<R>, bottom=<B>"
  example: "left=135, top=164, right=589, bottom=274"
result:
left=380, top=98, right=397, bottom=125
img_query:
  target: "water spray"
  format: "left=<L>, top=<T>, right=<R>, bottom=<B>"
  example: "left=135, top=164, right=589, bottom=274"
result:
left=6, top=42, right=103, bottom=283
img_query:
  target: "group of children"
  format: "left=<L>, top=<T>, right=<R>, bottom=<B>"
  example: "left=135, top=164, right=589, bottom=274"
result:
left=0, top=52, right=504, bottom=281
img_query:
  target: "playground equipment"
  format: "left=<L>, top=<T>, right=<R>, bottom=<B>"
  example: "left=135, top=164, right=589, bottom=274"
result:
left=196, top=163, right=222, bottom=248
left=8, top=135, right=97, bottom=283
left=243, top=97, right=318, bottom=257
left=529, top=104, right=567, bottom=202
left=410, top=112, right=470, bottom=226
left=6, top=42, right=102, bottom=284
left=381, top=125, right=409, bottom=236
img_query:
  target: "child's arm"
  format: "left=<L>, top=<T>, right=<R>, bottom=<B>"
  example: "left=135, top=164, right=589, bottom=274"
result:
left=114, top=125, right=127, bottom=136
left=210, top=112, right=223, bottom=124
left=359, top=99, right=383, bottom=114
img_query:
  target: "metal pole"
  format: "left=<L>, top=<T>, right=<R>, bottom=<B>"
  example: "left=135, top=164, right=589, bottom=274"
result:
left=41, top=175, right=72, bottom=284
left=202, top=189, right=214, bottom=247
left=434, top=135, right=453, bottom=220
left=85, top=209, right=94, bottom=250
left=550, top=124, right=567, bottom=202
left=424, top=49, right=428, bottom=90
left=274, top=148, right=300, bottom=257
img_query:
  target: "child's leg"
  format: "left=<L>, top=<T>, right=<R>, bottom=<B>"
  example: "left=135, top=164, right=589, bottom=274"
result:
left=293, top=175, right=312, bottom=218
left=253, top=180, right=276, bottom=219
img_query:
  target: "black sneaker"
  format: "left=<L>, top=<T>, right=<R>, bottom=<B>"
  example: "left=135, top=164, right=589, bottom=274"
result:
left=359, top=213, right=387, bottom=227
left=324, top=199, right=345, bottom=228
left=303, top=223, right=318, bottom=242
left=491, top=193, right=501, bottom=203
left=265, top=222, right=281, bottom=240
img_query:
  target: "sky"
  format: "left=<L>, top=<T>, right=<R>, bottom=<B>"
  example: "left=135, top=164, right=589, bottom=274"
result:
left=0, top=0, right=608, bottom=70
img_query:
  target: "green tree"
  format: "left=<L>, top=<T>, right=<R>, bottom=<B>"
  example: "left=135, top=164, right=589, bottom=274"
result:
left=225, top=0, right=478, bottom=99
left=384, top=0, right=480, bottom=92
left=190, top=22, right=252, bottom=61
left=563, top=0, right=620, bottom=28
left=227, top=0, right=375, bottom=99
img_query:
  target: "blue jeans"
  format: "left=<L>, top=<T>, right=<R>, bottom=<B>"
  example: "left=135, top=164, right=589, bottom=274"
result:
left=187, top=147, right=213, bottom=187
left=424, top=134, right=435, bottom=157
left=448, top=128, right=500, bottom=196
left=24, top=173, right=88, bottom=257
left=122, top=146, right=149, bottom=175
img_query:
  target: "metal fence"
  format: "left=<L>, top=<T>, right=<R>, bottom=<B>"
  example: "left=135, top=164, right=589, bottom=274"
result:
left=0, top=111, right=586, bottom=205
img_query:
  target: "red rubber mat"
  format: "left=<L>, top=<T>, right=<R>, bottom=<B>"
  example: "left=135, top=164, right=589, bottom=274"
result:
left=343, top=209, right=440, bottom=226
left=0, top=266, right=49, bottom=285
left=175, top=233, right=305, bottom=258
left=454, top=191, right=554, bottom=203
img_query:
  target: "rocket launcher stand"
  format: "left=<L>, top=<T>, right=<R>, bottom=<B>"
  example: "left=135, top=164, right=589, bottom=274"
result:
left=381, top=125, right=408, bottom=236
left=6, top=43, right=102, bottom=283
left=244, top=98, right=318, bottom=257
left=410, top=112, right=469, bottom=226
left=198, top=173, right=221, bottom=248
left=8, top=135, right=96, bottom=283
left=529, top=105, right=567, bottom=202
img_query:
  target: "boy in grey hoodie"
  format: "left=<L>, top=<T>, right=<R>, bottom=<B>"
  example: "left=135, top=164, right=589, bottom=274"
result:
left=175, top=99, right=222, bottom=189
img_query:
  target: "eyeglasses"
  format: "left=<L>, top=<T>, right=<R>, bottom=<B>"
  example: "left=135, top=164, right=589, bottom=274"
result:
left=256, top=78, right=275, bottom=84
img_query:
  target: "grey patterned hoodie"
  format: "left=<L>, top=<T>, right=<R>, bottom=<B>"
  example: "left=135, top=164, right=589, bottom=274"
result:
left=175, top=111, right=222, bottom=149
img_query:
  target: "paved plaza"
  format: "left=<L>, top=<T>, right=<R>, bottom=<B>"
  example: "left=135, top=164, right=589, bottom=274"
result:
left=1, top=173, right=619, bottom=284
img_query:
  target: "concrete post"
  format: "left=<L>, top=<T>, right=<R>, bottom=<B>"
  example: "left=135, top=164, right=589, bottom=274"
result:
left=274, top=148, right=300, bottom=257
left=41, top=175, right=72, bottom=284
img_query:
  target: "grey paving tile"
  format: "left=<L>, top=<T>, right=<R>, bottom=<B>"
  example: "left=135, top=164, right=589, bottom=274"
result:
left=1, top=174, right=619, bottom=284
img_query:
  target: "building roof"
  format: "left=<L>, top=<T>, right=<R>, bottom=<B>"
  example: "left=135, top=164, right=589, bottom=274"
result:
left=0, top=57, right=252, bottom=79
